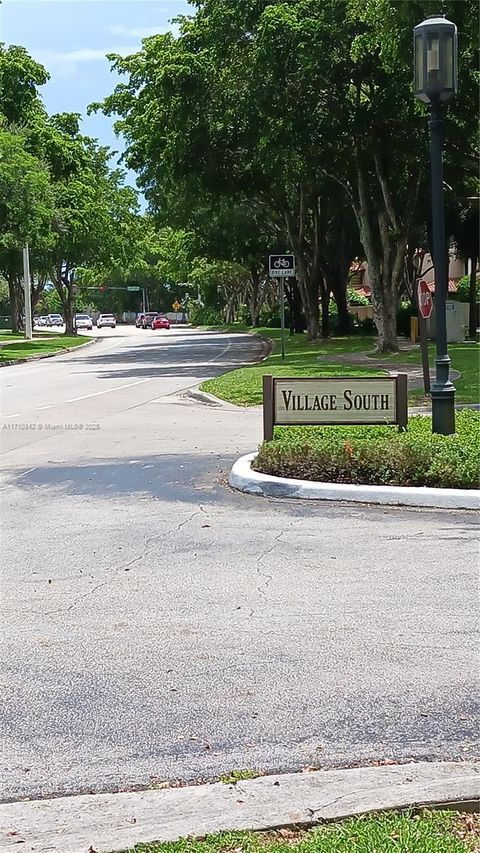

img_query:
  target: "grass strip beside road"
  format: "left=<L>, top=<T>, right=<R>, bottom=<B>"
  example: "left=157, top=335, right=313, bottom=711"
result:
left=0, top=335, right=89, bottom=362
left=200, top=326, right=479, bottom=405
left=200, top=328, right=381, bottom=406
left=390, top=343, right=480, bottom=405
left=0, top=330, right=63, bottom=342
left=0, top=331, right=23, bottom=342
left=254, top=410, right=480, bottom=490
left=119, top=810, right=478, bottom=853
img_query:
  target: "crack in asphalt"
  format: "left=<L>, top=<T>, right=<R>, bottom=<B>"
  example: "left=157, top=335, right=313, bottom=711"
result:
left=42, top=578, right=112, bottom=617
left=175, top=510, right=202, bottom=531
left=39, top=552, right=146, bottom=617
left=28, top=507, right=212, bottom=618
left=173, top=504, right=208, bottom=533
left=253, top=530, right=284, bottom=604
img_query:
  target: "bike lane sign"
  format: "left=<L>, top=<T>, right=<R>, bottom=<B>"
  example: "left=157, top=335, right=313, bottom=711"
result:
left=269, top=254, right=295, bottom=277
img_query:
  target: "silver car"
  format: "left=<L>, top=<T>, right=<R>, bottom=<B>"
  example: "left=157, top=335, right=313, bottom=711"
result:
left=47, top=314, right=64, bottom=327
left=96, top=314, right=116, bottom=329
left=75, top=314, right=93, bottom=331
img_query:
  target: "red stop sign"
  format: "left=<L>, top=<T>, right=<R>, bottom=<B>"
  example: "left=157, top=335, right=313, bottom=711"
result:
left=417, top=280, right=433, bottom=319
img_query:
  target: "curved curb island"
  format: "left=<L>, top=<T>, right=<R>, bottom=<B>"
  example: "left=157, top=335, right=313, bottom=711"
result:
left=230, top=453, right=480, bottom=510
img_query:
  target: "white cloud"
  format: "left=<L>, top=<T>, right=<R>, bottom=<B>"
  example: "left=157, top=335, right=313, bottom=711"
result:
left=30, top=46, right=135, bottom=81
left=107, top=24, right=175, bottom=38
left=34, top=46, right=135, bottom=65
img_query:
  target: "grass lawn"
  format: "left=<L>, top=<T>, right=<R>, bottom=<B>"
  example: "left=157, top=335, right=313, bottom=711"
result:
left=390, top=343, right=479, bottom=405
left=119, top=810, right=479, bottom=853
left=200, top=326, right=479, bottom=406
left=0, top=331, right=23, bottom=342
left=0, top=335, right=89, bottom=362
left=201, top=328, right=382, bottom=406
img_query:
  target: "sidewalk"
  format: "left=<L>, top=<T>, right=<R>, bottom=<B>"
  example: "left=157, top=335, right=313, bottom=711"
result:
left=1, top=762, right=478, bottom=853
left=317, top=348, right=461, bottom=392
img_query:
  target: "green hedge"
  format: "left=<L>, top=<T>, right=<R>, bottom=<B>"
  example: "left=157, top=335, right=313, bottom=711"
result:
left=253, top=410, right=480, bottom=490
left=188, top=304, right=223, bottom=325
left=452, top=273, right=480, bottom=303
left=347, top=287, right=369, bottom=306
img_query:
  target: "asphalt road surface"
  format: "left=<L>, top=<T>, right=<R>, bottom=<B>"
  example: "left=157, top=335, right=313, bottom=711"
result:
left=0, top=326, right=478, bottom=802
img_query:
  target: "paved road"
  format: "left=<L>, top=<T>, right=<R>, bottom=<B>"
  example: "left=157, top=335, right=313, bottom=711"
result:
left=0, top=327, right=478, bottom=802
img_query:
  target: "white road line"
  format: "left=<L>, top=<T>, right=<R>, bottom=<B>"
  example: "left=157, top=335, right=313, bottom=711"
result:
left=66, top=377, right=151, bottom=403
left=146, top=340, right=233, bottom=404
left=36, top=405, right=53, bottom=410
left=17, top=467, right=37, bottom=478
left=4, top=413, right=20, bottom=418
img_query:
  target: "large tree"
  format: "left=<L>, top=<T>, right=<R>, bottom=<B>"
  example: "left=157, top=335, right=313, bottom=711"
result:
left=1, top=45, right=144, bottom=333
left=97, top=3, right=360, bottom=341
left=0, top=129, right=54, bottom=330
left=99, top=0, right=477, bottom=350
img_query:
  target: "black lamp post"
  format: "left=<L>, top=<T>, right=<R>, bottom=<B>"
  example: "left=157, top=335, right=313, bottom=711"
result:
left=414, top=15, right=458, bottom=435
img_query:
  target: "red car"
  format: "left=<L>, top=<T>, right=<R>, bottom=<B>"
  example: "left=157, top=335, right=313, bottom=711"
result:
left=151, top=315, right=171, bottom=330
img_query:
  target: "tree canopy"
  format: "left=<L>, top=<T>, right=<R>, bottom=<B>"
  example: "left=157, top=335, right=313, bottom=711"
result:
left=97, top=0, right=478, bottom=348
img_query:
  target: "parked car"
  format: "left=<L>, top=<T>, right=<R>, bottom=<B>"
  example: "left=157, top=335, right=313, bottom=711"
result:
left=151, top=315, right=171, bottom=330
left=47, top=313, right=64, bottom=326
left=135, top=313, right=145, bottom=328
left=97, top=314, right=116, bottom=328
left=37, top=316, right=49, bottom=327
left=75, top=313, right=93, bottom=331
left=141, top=312, right=159, bottom=329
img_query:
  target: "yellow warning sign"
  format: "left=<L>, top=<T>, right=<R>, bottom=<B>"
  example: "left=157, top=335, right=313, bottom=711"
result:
left=172, top=301, right=182, bottom=311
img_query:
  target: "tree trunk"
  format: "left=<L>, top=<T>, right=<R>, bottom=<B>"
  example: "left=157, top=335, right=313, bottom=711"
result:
left=285, top=279, right=305, bottom=333
left=329, top=271, right=352, bottom=334
left=248, top=268, right=262, bottom=327
left=61, top=286, right=76, bottom=335
left=352, top=154, right=419, bottom=353
left=8, top=275, right=21, bottom=332
left=320, top=282, right=330, bottom=339
left=371, top=280, right=399, bottom=352
left=54, top=264, right=77, bottom=335
left=281, top=191, right=320, bottom=341
left=31, top=276, right=47, bottom=314
left=65, top=302, right=75, bottom=333
left=469, top=255, right=478, bottom=340
left=303, top=278, right=319, bottom=340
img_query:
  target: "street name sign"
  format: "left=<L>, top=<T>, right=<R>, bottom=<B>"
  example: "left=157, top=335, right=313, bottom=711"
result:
left=127, top=286, right=141, bottom=292
left=262, top=375, right=408, bottom=440
left=418, top=280, right=433, bottom=319
left=269, top=254, right=295, bottom=278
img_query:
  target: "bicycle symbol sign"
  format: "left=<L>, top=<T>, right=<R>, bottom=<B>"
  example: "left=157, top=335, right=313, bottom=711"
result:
left=269, top=254, right=295, bottom=278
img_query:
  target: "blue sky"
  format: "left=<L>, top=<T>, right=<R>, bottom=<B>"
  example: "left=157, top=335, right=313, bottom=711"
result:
left=0, top=0, right=191, bottom=195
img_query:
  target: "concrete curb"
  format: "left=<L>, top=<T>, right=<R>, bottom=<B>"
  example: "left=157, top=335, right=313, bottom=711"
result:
left=229, top=453, right=480, bottom=510
left=0, top=336, right=101, bottom=368
left=0, top=762, right=478, bottom=852
left=185, top=387, right=239, bottom=408
left=188, top=331, right=273, bottom=408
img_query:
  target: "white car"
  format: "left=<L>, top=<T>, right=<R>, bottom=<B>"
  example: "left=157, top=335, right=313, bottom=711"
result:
left=75, top=314, right=93, bottom=331
left=47, top=313, right=64, bottom=327
left=97, top=314, right=116, bottom=329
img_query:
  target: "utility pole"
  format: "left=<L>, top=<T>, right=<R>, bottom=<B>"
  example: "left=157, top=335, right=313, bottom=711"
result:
left=22, top=245, right=33, bottom=341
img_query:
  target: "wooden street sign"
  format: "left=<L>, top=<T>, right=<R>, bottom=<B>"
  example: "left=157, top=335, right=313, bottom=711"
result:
left=262, top=374, right=408, bottom=441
